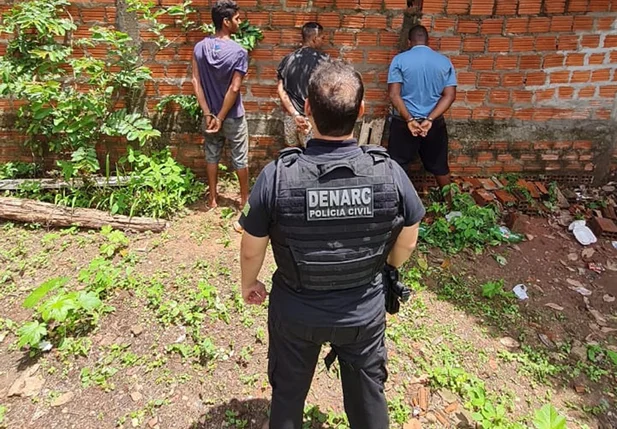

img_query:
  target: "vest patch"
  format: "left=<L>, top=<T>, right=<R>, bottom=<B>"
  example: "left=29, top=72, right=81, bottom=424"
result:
left=306, top=185, right=374, bottom=221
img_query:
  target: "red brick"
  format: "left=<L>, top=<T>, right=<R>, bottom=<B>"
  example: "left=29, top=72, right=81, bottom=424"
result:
left=481, top=18, right=504, bottom=34
left=471, top=56, right=494, bottom=70
left=382, top=0, right=405, bottom=9
left=449, top=106, right=472, bottom=119
left=526, top=72, right=547, bottom=86
left=342, top=14, right=365, bottom=29
left=528, top=17, right=550, bottom=33
left=581, top=35, right=601, bottom=49
left=578, top=86, right=597, bottom=98
left=423, top=0, right=445, bottom=13
left=512, top=37, right=534, bottom=52
left=543, top=54, right=565, bottom=68
left=599, top=85, right=617, bottom=98
left=495, top=56, right=518, bottom=70
left=518, top=0, right=542, bottom=14
left=604, top=35, right=617, bottom=48
left=365, top=15, right=387, bottom=29
left=544, top=0, right=566, bottom=13
left=591, top=69, right=611, bottom=82
left=472, top=107, right=492, bottom=119
left=588, top=53, right=606, bottom=65
left=271, top=11, right=294, bottom=26
left=458, top=19, right=480, bottom=33
left=433, top=17, right=456, bottom=33
left=503, top=73, right=524, bottom=87
left=487, top=37, right=509, bottom=52
left=365, top=49, right=396, bottom=64
left=380, top=32, right=399, bottom=46
left=450, top=55, right=470, bottom=69
left=333, top=32, right=355, bottom=46
left=566, top=54, right=585, bottom=67
left=319, top=12, right=342, bottom=28
left=466, top=89, right=487, bottom=103
left=479, top=72, right=501, bottom=86
left=550, top=16, right=573, bottom=32
left=519, top=55, right=541, bottom=69
left=462, top=36, right=486, bottom=52
left=341, top=49, right=365, bottom=62
left=250, top=84, right=277, bottom=98
left=506, top=18, right=529, bottom=34
left=512, top=90, right=533, bottom=103
left=535, top=36, right=557, bottom=51
left=470, top=0, right=495, bottom=15
left=357, top=33, right=378, bottom=46
left=568, top=0, right=589, bottom=12
left=281, top=29, right=302, bottom=45
left=550, top=71, right=570, bottom=84
left=447, top=0, right=471, bottom=14
left=588, top=0, right=611, bottom=11
left=573, top=16, right=594, bottom=31
left=558, top=87, right=575, bottom=99
left=495, top=0, right=517, bottom=14
left=596, top=16, right=616, bottom=31
left=558, top=35, right=578, bottom=50
left=294, top=12, right=319, bottom=26
left=571, top=71, right=591, bottom=83
left=457, top=71, right=477, bottom=85
left=489, top=89, right=510, bottom=103
left=390, top=16, right=403, bottom=29
left=440, top=36, right=462, bottom=51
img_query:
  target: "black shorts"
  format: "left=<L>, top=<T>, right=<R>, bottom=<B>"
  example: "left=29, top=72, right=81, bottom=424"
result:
left=387, top=116, right=450, bottom=176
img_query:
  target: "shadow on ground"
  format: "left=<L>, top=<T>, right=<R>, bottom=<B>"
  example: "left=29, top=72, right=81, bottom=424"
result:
left=189, top=398, right=269, bottom=429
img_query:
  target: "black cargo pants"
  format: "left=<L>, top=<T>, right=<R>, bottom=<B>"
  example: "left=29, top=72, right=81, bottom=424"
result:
left=267, top=306, right=389, bottom=429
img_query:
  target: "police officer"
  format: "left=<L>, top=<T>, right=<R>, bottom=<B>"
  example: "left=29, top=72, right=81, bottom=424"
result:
left=239, top=60, right=425, bottom=429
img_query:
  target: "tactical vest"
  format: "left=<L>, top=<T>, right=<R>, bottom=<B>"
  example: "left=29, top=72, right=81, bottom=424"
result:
left=270, top=145, right=405, bottom=292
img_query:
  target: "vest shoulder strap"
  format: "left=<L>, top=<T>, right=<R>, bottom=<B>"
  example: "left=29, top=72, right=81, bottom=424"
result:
left=277, top=147, right=303, bottom=167
left=361, top=145, right=390, bottom=163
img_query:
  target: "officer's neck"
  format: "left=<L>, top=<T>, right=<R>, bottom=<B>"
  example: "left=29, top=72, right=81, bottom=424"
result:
left=311, top=130, right=354, bottom=142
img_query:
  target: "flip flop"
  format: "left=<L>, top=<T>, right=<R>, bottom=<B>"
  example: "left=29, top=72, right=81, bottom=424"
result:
left=232, top=220, right=244, bottom=233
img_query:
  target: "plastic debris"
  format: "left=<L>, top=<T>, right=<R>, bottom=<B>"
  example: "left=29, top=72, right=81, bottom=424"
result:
left=588, top=262, right=604, bottom=273
left=604, top=294, right=616, bottom=303
left=512, top=284, right=529, bottom=300
left=568, top=220, right=597, bottom=246
left=494, top=255, right=507, bottom=266
left=572, top=286, right=593, bottom=296
left=445, top=211, right=462, bottom=222
left=496, top=226, right=524, bottom=243
left=38, top=341, right=52, bottom=352
left=612, top=241, right=617, bottom=250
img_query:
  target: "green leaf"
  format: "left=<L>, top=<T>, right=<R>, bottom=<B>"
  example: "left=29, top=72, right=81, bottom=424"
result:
left=17, top=321, right=47, bottom=348
left=40, top=294, right=77, bottom=323
left=76, top=291, right=102, bottom=311
left=533, top=404, right=566, bottom=429
left=23, top=277, right=69, bottom=308
left=606, top=350, right=617, bottom=366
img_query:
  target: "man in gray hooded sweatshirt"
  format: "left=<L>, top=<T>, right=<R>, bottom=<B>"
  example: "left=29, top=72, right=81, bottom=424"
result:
left=192, top=0, right=249, bottom=211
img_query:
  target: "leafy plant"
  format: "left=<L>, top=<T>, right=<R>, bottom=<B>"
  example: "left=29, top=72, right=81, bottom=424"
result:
left=420, top=185, right=519, bottom=254
left=533, top=404, right=566, bottom=429
left=0, top=162, right=39, bottom=179
left=99, top=225, right=129, bottom=258
left=481, top=280, right=508, bottom=299
left=202, top=20, right=264, bottom=51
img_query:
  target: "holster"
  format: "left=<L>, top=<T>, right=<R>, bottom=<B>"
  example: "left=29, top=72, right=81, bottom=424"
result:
left=383, top=264, right=411, bottom=315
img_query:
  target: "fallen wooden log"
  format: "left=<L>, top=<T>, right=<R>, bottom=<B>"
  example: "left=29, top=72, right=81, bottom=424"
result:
left=0, top=197, right=168, bottom=233
left=0, top=176, right=130, bottom=191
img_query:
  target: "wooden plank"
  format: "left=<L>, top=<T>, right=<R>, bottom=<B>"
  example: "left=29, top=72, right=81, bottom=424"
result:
left=358, top=120, right=371, bottom=146
left=368, top=118, right=386, bottom=146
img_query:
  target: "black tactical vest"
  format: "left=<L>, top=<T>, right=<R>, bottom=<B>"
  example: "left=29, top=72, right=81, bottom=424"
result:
left=270, top=145, right=405, bottom=292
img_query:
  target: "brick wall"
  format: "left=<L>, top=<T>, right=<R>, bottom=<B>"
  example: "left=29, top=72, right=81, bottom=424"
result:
left=0, top=0, right=616, bottom=183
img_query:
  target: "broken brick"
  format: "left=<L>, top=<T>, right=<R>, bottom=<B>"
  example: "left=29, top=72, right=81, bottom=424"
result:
left=534, top=182, right=549, bottom=196
left=435, top=410, right=450, bottom=427
left=418, top=387, right=429, bottom=412
left=601, top=205, right=617, bottom=220
left=494, top=190, right=517, bottom=205
left=517, top=179, right=540, bottom=199
left=479, top=178, right=498, bottom=191
left=588, top=217, right=617, bottom=238
left=472, top=189, right=495, bottom=206
left=467, top=178, right=483, bottom=188
left=491, top=176, right=505, bottom=189
left=506, top=212, right=531, bottom=234
left=444, top=402, right=459, bottom=414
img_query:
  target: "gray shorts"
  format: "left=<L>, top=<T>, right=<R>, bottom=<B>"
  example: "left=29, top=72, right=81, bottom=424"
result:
left=282, top=114, right=310, bottom=148
left=203, top=116, right=249, bottom=170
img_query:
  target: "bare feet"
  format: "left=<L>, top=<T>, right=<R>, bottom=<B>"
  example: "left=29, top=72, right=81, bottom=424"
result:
left=206, top=192, right=218, bottom=210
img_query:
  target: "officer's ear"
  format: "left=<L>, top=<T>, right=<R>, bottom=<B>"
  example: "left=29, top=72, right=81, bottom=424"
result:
left=304, top=98, right=312, bottom=117
left=357, top=100, right=365, bottom=120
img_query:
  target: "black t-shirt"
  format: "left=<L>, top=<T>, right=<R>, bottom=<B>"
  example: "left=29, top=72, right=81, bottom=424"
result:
left=276, top=47, right=329, bottom=115
left=239, top=139, right=426, bottom=327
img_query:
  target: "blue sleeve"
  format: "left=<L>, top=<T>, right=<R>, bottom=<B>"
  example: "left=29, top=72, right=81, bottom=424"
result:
left=445, top=59, right=457, bottom=87
left=392, top=162, right=425, bottom=226
left=235, top=49, right=249, bottom=75
left=239, top=162, right=276, bottom=237
left=387, top=56, right=403, bottom=84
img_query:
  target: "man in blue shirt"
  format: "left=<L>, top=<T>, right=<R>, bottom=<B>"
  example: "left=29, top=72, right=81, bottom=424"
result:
left=387, top=25, right=457, bottom=189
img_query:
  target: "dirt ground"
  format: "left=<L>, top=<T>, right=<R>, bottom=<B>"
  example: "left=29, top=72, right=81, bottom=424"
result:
left=0, top=185, right=616, bottom=429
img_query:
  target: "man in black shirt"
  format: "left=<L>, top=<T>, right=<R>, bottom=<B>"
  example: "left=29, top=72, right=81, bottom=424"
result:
left=277, top=22, right=328, bottom=147
left=240, top=60, right=425, bottom=429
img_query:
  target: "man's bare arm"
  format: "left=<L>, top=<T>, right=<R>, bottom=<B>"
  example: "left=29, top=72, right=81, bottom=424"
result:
left=277, top=80, right=298, bottom=116
left=240, top=232, right=269, bottom=290
left=192, top=56, right=210, bottom=115
left=388, top=83, right=413, bottom=122
left=427, top=86, right=456, bottom=120
left=387, top=223, right=419, bottom=268
left=217, top=71, right=244, bottom=121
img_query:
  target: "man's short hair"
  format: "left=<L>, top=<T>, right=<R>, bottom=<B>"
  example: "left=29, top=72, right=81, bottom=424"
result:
left=408, top=25, right=429, bottom=42
left=302, top=22, right=323, bottom=42
left=212, top=0, right=239, bottom=31
left=308, top=60, right=364, bottom=137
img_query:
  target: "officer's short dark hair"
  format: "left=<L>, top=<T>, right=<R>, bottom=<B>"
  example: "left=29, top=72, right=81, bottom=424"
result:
left=212, top=0, right=239, bottom=31
left=408, top=24, right=429, bottom=42
left=307, top=60, right=363, bottom=137
left=302, top=22, right=323, bottom=42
